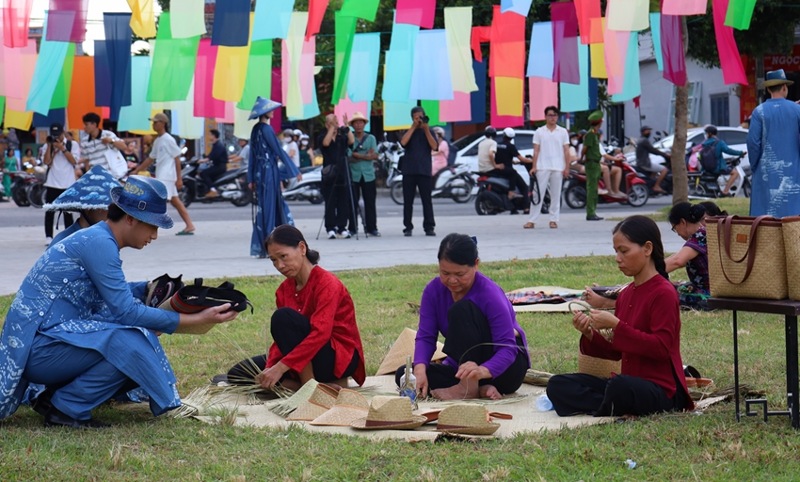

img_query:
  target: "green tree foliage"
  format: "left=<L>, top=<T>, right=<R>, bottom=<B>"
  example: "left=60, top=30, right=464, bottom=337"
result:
left=687, top=0, right=797, bottom=65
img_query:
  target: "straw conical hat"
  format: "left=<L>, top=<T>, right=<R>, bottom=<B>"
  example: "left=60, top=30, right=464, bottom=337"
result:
left=375, top=328, right=447, bottom=376
left=308, top=389, right=369, bottom=427
left=351, top=396, right=427, bottom=430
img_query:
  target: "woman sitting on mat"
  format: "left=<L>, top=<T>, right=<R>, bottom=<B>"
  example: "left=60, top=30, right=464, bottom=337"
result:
left=396, top=233, right=530, bottom=400
left=665, top=202, right=711, bottom=309
left=228, top=225, right=366, bottom=390
left=547, top=215, right=694, bottom=417
left=0, top=176, right=238, bottom=429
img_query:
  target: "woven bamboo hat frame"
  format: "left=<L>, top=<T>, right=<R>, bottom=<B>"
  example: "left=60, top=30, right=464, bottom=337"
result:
left=577, top=352, right=621, bottom=379
left=351, top=396, right=428, bottom=430
left=286, top=383, right=339, bottom=421
left=435, top=404, right=501, bottom=436
left=308, top=389, right=369, bottom=427
left=375, top=328, right=447, bottom=376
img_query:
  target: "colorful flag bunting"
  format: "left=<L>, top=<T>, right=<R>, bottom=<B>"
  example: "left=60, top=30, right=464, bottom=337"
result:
left=560, top=43, right=590, bottom=112
left=306, top=0, right=329, bottom=40
left=118, top=56, right=155, bottom=132
left=660, top=13, right=687, bottom=86
left=331, top=12, right=356, bottom=103
left=500, top=0, right=533, bottom=17
left=340, top=0, right=379, bottom=22
left=444, top=7, right=477, bottom=93
left=253, top=0, right=295, bottom=41
left=194, top=39, right=226, bottom=118
left=606, top=0, right=649, bottom=32
left=67, top=56, right=101, bottom=129
left=725, top=0, right=757, bottom=30
left=551, top=1, right=580, bottom=84
left=574, top=0, right=601, bottom=44
left=662, top=0, right=706, bottom=15
left=347, top=33, right=381, bottom=102
left=611, top=32, right=641, bottom=102
left=528, top=77, right=558, bottom=121
left=439, top=91, right=471, bottom=122
left=127, top=0, right=156, bottom=38
left=211, top=0, right=250, bottom=46
left=713, top=0, right=747, bottom=85
left=650, top=13, right=664, bottom=71
left=527, top=22, right=554, bottom=79
left=170, top=0, right=206, bottom=38
left=237, top=40, right=272, bottom=110
left=396, top=0, right=435, bottom=29
left=147, top=12, right=200, bottom=102
left=410, top=30, right=453, bottom=101
left=382, top=20, right=419, bottom=103
left=26, top=13, right=69, bottom=115
left=3, top=0, right=33, bottom=47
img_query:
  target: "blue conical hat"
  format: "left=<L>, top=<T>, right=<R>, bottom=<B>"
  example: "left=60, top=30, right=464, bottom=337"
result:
left=43, top=166, right=120, bottom=212
left=248, top=96, right=282, bottom=120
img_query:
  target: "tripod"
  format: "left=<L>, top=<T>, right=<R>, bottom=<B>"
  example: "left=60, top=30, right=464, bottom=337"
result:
left=315, top=138, right=361, bottom=241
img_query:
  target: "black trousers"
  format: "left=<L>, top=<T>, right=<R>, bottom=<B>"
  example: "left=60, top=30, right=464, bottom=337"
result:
left=349, top=178, right=377, bottom=233
left=227, top=307, right=359, bottom=384
left=546, top=372, right=686, bottom=417
left=394, top=300, right=528, bottom=395
left=200, top=164, right=227, bottom=191
left=321, top=180, right=351, bottom=233
left=402, top=173, right=435, bottom=232
left=44, top=187, right=73, bottom=238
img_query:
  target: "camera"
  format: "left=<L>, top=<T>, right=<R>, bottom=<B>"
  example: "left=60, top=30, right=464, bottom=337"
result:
left=46, top=135, right=55, bottom=143
left=337, top=126, right=350, bottom=135
left=421, top=116, right=430, bottom=124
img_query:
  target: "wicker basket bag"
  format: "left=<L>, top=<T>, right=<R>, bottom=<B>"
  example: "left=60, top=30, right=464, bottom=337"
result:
left=707, top=215, right=787, bottom=299
left=782, top=216, right=800, bottom=301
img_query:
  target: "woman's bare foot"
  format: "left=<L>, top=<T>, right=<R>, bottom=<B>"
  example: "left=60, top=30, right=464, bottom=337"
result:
left=431, top=380, right=479, bottom=400
left=479, top=385, right=502, bottom=400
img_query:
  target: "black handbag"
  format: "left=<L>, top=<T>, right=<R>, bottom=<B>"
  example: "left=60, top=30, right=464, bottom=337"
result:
left=159, top=278, right=254, bottom=314
left=145, top=273, right=184, bottom=308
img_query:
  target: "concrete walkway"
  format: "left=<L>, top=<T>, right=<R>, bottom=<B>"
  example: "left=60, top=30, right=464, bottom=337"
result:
left=0, top=201, right=682, bottom=296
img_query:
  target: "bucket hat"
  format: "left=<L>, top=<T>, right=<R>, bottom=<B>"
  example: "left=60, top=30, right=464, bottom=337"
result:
left=350, top=396, right=427, bottom=430
left=763, top=69, right=794, bottom=88
left=286, top=383, right=340, bottom=421
left=348, top=112, right=368, bottom=125
left=44, top=165, right=119, bottom=212
left=248, top=96, right=282, bottom=120
left=435, top=404, right=501, bottom=436
left=308, top=389, right=369, bottom=427
left=110, top=175, right=173, bottom=229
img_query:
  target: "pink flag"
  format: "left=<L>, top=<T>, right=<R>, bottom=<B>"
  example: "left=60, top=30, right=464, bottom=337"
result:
left=713, top=0, right=747, bottom=85
left=490, top=5, right=526, bottom=79
left=194, top=39, right=226, bottom=118
left=528, top=77, right=558, bottom=121
left=660, top=14, right=687, bottom=86
left=2, top=0, right=33, bottom=47
left=270, top=67, right=283, bottom=131
left=396, top=0, right=435, bottom=29
left=574, top=0, right=600, bottom=45
left=49, top=0, right=88, bottom=43
left=439, top=91, right=471, bottom=122
left=662, top=0, right=706, bottom=15
left=551, top=1, right=580, bottom=84
left=604, top=27, right=629, bottom=95
left=334, top=95, right=368, bottom=125
left=306, top=0, right=329, bottom=40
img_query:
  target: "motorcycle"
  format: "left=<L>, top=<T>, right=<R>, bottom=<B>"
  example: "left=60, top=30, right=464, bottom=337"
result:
left=282, top=166, right=324, bottom=204
left=9, top=170, right=46, bottom=208
left=563, top=159, right=649, bottom=209
left=179, top=157, right=251, bottom=208
left=474, top=174, right=532, bottom=215
left=687, top=154, right=749, bottom=199
left=389, top=162, right=475, bottom=205
left=376, top=141, right=403, bottom=189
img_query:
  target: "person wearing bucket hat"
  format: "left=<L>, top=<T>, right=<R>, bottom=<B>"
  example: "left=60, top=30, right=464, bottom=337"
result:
left=346, top=111, right=381, bottom=237
left=226, top=225, right=366, bottom=391
left=547, top=215, right=694, bottom=418
left=397, top=233, right=530, bottom=400
left=0, top=175, right=239, bottom=428
left=747, top=69, right=800, bottom=217
left=44, top=165, right=119, bottom=245
left=247, top=97, right=301, bottom=258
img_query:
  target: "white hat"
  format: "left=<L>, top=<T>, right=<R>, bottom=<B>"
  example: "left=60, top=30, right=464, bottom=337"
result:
left=503, top=127, right=515, bottom=138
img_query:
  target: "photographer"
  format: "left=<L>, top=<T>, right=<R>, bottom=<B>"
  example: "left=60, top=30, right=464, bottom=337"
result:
left=318, top=113, right=355, bottom=239
left=399, top=106, right=437, bottom=237
left=43, top=123, right=80, bottom=245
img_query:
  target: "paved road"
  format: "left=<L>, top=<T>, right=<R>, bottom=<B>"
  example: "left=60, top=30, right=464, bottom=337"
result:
left=0, top=191, right=678, bottom=296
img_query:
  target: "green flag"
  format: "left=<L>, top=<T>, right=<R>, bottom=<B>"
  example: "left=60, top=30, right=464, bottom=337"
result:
left=421, top=100, right=445, bottom=126
left=724, top=0, right=757, bottom=30
left=339, top=0, right=379, bottom=22
left=332, top=12, right=357, bottom=103
left=237, top=40, right=273, bottom=109
left=50, top=43, right=75, bottom=109
left=147, top=12, right=201, bottom=102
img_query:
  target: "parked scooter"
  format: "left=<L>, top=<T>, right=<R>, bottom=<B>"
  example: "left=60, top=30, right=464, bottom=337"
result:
left=283, top=166, right=324, bottom=204
left=179, top=157, right=251, bottom=207
left=376, top=141, right=403, bottom=189
left=389, top=163, right=475, bottom=205
left=688, top=154, right=749, bottom=199
left=563, top=159, right=649, bottom=209
left=473, top=173, right=531, bottom=215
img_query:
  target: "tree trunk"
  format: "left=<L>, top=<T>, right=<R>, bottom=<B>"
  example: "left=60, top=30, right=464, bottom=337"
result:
left=671, top=84, right=689, bottom=204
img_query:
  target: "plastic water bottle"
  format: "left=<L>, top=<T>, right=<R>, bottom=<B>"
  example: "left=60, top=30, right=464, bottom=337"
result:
left=399, top=356, right=417, bottom=404
left=536, top=394, right=553, bottom=411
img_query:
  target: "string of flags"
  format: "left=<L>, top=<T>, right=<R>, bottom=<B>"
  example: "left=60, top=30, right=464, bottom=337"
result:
left=0, top=0, right=758, bottom=138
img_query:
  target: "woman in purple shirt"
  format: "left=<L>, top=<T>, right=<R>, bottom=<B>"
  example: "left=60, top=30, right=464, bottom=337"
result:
left=396, top=233, right=530, bottom=400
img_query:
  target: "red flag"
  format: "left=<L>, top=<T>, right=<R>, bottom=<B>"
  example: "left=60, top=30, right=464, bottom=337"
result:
left=306, top=0, right=329, bottom=41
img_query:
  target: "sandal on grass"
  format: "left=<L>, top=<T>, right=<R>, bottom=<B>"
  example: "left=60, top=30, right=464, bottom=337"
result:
left=683, top=365, right=714, bottom=388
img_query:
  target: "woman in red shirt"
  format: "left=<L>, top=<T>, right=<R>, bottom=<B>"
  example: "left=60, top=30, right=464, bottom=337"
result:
left=227, top=225, right=365, bottom=390
left=547, top=215, right=693, bottom=416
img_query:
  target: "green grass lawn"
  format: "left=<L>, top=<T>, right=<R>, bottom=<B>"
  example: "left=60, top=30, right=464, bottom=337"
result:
left=3, top=254, right=800, bottom=481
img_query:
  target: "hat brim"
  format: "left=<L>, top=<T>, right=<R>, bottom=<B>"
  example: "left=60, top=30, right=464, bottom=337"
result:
left=436, top=422, right=500, bottom=436
left=248, top=100, right=283, bottom=120
left=110, top=186, right=174, bottom=229
left=348, top=117, right=368, bottom=125
left=763, top=79, right=794, bottom=87
left=350, top=414, right=427, bottom=430
left=308, top=406, right=369, bottom=427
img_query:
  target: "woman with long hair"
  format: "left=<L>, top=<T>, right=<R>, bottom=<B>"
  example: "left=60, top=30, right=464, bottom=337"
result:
left=666, top=202, right=712, bottom=309
left=547, top=215, right=693, bottom=416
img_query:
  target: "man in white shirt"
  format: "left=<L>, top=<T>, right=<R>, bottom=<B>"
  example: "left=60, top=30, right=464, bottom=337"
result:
left=78, top=112, right=127, bottom=178
left=137, top=113, right=196, bottom=235
left=43, top=123, right=80, bottom=244
left=524, top=106, right=570, bottom=229
left=476, top=126, right=499, bottom=174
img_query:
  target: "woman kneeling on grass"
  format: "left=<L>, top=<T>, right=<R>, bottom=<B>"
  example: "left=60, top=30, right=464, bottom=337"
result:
left=547, top=215, right=694, bottom=417
left=396, top=233, right=530, bottom=400
left=228, top=225, right=366, bottom=390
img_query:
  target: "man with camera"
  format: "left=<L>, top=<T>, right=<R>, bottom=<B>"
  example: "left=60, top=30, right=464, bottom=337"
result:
left=399, top=106, right=438, bottom=237
left=78, top=112, right=128, bottom=178
left=318, top=113, right=355, bottom=239
left=43, top=123, right=80, bottom=244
